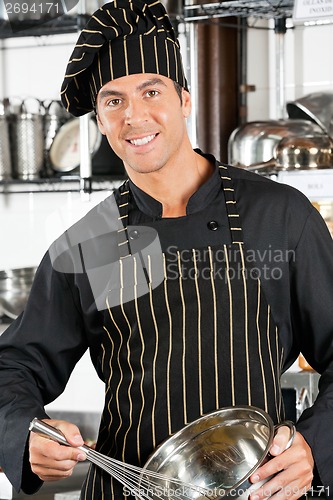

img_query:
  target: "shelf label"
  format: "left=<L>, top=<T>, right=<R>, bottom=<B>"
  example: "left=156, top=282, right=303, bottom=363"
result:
left=278, top=170, right=333, bottom=199
left=293, top=0, right=333, bottom=21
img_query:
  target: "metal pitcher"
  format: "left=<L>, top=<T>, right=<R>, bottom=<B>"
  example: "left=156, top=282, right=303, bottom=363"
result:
left=0, top=99, right=12, bottom=181
left=10, top=98, right=45, bottom=180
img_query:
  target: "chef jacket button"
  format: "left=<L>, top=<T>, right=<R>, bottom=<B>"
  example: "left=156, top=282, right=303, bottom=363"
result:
left=207, top=220, right=219, bottom=231
left=129, top=229, right=140, bottom=240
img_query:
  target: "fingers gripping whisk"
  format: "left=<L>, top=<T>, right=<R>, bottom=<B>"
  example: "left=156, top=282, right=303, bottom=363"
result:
left=29, top=418, right=213, bottom=500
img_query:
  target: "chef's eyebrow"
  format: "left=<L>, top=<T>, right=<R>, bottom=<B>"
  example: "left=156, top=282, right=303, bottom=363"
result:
left=98, top=78, right=168, bottom=103
left=136, top=77, right=168, bottom=92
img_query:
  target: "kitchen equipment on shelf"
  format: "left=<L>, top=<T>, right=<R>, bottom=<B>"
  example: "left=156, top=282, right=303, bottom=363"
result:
left=30, top=406, right=295, bottom=500
left=228, top=119, right=325, bottom=168
left=0, top=1, right=8, bottom=21
left=273, top=134, right=333, bottom=170
left=44, top=99, right=71, bottom=154
left=43, top=99, right=71, bottom=175
left=247, top=133, right=333, bottom=173
left=49, top=114, right=102, bottom=173
left=287, top=92, right=333, bottom=139
left=9, top=97, right=44, bottom=180
left=0, top=267, right=36, bottom=319
left=0, top=99, right=12, bottom=181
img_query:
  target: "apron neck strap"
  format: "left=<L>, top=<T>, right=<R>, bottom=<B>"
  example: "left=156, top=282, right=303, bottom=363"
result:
left=219, top=165, right=244, bottom=246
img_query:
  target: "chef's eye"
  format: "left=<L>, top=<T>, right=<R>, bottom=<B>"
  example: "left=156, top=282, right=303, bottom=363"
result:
left=146, top=90, right=159, bottom=97
left=107, top=98, right=122, bottom=107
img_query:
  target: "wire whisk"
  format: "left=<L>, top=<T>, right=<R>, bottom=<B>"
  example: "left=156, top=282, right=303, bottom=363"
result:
left=29, top=418, right=217, bottom=500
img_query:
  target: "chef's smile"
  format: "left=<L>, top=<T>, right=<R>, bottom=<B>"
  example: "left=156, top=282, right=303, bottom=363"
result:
left=127, top=133, right=158, bottom=147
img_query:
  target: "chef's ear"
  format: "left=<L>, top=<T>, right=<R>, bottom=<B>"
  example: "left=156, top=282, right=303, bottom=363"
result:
left=96, top=109, right=106, bottom=135
left=182, top=89, right=192, bottom=118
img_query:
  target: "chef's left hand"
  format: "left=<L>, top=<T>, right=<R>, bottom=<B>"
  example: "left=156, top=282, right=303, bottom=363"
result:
left=249, top=425, right=314, bottom=500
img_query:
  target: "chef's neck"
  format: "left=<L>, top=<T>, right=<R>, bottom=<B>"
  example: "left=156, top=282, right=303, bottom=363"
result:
left=126, top=151, right=214, bottom=218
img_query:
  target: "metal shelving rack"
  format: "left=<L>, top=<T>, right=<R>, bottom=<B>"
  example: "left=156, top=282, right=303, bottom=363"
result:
left=0, top=10, right=127, bottom=194
left=184, top=0, right=294, bottom=21
left=0, top=175, right=125, bottom=194
left=0, top=0, right=297, bottom=192
left=183, top=0, right=295, bottom=146
left=0, top=14, right=87, bottom=39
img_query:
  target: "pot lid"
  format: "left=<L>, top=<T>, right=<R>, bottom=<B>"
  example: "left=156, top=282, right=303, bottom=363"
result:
left=287, top=92, right=333, bottom=139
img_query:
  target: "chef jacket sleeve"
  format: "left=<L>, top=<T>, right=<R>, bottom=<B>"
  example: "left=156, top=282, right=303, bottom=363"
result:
left=290, top=206, right=333, bottom=497
left=0, top=250, right=88, bottom=494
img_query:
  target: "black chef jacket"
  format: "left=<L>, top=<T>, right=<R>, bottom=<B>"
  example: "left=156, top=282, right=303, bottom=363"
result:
left=0, top=151, right=333, bottom=497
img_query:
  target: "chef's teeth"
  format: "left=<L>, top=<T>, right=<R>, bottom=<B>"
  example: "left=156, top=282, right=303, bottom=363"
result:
left=130, top=134, right=155, bottom=146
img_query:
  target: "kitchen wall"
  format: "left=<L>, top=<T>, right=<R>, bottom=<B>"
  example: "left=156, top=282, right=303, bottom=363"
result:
left=0, top=189, right=114, bottom=268
left=247, top=18, right=333, bottom=121
left=0, top=32, right=77, bottom=101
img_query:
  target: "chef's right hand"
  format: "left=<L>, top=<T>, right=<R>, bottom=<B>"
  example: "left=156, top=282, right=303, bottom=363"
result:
left=29, top=419, right=87, bottom=482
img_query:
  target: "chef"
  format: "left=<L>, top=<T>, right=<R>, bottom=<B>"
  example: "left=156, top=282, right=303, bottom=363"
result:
left=0, top=0, right=332, bottom=499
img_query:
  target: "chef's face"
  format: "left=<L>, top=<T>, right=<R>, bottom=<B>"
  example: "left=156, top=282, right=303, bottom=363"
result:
left=96, top=73, right=191, bottom=176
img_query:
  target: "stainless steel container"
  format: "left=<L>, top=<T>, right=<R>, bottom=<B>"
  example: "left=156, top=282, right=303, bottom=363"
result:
left=0, top=267, right=36, bottom=319
left=0, top=0, right=8, bottom=21
left=43, top=99, right=70, bottom=174
left=275, top=134, right=333, bottom=170
left=44, top=99, right=70, bottom=151
left=287, top=92, right=333, bottom=139
left=247, top=133, right=333, bottom=174
left=0, top=100, right=12, bottom=181
left=228, top=119, right=325, bottom=168
left=10, top=99, right=44, bottom=180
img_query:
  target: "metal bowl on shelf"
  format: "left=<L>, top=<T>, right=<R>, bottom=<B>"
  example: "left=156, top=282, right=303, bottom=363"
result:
left=228, top=119, right=325, bottom=168
left=0, top=267, right=36, bottom=319
left=274, top=134, right=333, bottom=170
left=247, top=133, right=333, bottom=173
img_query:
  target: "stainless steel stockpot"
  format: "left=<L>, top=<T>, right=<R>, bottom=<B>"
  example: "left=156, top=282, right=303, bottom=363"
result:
left=247, top=133, right=333, bottom=173
left=228, top=119, right=325, bottom=168
left=275, top=134, right=333, bottom=170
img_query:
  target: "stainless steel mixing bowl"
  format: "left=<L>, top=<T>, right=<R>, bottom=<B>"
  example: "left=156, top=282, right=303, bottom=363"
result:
left=142, top=406, right=295, bottom=500
left=0, top=267, right=36, bottom=319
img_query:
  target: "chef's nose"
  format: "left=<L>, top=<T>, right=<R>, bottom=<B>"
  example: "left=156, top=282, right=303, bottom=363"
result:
left=124, top=98, right=148, bottom=125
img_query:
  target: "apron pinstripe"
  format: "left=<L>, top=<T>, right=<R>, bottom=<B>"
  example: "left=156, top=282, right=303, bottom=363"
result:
left=80, top=165, right=285, bottom=500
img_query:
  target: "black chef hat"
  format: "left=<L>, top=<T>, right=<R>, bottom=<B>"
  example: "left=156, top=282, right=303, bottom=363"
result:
left=60, top=0, right=188, bottom=116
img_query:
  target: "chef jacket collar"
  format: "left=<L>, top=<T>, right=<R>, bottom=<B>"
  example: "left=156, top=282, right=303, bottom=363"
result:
left=128, top=151, right=222, bottom=219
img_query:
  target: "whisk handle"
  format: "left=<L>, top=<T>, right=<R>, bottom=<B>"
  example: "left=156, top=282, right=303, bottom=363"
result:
left=29, top=417, right=91, bottom=455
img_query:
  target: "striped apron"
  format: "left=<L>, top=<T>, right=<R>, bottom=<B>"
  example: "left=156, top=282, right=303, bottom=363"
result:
left=80, top=165, right=285, bottom=500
